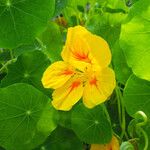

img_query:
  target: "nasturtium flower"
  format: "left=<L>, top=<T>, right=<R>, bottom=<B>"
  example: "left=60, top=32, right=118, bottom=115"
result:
left=90, top=135, right=120, bottom=150
left=42, top=25, right=116, bottom=111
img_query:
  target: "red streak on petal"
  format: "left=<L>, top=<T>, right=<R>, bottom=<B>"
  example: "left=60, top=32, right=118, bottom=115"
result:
left=62, top=69, right=74, bottom=75
left=60, top=69, right=74, bottom=75
left=72, top=51, right=91, bottom=63
left=68, top=80, right=81, bottom=95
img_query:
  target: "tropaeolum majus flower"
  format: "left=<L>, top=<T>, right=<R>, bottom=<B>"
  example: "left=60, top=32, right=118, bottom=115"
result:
left=42, top=25, right=116, bottom=111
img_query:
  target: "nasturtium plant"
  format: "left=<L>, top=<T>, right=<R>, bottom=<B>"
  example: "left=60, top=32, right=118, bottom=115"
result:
left=0, top=0, right=150, bottom=149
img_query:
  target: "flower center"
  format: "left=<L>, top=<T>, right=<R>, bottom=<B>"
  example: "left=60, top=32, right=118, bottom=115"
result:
left=90, top=77, right=97, bottom=85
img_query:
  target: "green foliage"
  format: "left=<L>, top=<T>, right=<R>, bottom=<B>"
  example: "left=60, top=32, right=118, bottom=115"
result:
left=1, top=50, right=51, bottom=95
left=35, top=126, right=83, bottom=150
left=39, top=21, right=63, bottom=62
left=120, top=141, right=134, bottom=150
left=112, top=41, right=132, bottom=84
left=120, top=0, right=150, bottom=81
left=124, top=75, right=150, bottom=117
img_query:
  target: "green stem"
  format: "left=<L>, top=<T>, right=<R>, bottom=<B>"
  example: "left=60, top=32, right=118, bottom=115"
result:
left=116, top=85, right=128, bottom=140
left=138, top=127, right=149, bottom=150
left=36, top=38, right=51, bottom=59
left=135, top=111, right=148, bottom=127
left=0, top=59, right=16, bottom=73
left=115, top=87, right=122, bottom=126
left=134, top=111, right=148, bottom=150
left=9, top=49, right=14, bottom=59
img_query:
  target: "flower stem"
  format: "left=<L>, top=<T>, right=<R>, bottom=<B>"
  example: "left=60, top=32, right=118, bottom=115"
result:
left=116, top=85, right=128, bottom=140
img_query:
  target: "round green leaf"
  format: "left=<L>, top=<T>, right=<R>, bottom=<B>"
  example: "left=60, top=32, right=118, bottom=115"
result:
left=0, top=0, right=55, bottom=48
left=0, top=83, right=55, bottom=150
left=120, top=0, right=150, bottom=81
left=1, top=50, right=50, bottom=95
left=124, top=75, right=150, bottom=117
left=71, top=104, right=112, bottom=144
left=35, top=126, right=83, bottom=150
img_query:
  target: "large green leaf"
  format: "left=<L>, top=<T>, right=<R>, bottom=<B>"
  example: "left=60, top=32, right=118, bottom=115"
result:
left=123, top=75, right=150, bottom=117
left=35, top=126, right=83, bottom=150
left=0, top=0, right=55, bottom=48
left=71, top=104, right=112, bottom=144
left=0, top=83, right=57, bottom=150
left=120, top=0, right=150, bottom=81
left=1, top=50, right=50, bottom=95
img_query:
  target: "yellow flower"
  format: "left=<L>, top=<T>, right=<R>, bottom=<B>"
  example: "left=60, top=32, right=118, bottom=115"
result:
left=90, top=135, right=120, bottom=150
left=42, top=26, right=116, bottom=111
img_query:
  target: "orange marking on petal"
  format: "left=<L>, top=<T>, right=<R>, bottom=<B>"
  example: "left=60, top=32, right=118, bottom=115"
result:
left=61, top=69, right=74, bottom=75
left=67, top=80, right=81, bottom=95
left=72, top=51, right=91, bottom=63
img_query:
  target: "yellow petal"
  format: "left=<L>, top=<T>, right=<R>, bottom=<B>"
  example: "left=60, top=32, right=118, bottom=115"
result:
left=65, top=25, right=89, bottom=45
left=83, top=67, right=116, bottom=108
left=52, top=77, right=84, bottom=111
left=90, top=136, right=120, bottom=150
left=85, top=33, right=111, bottom=68
left=41, top=61, right=74, bottom=89
left=62, top=25, right=111, bottom=71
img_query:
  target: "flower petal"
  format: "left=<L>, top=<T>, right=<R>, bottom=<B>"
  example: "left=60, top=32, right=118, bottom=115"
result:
left=85, top=33, right=111, bottom=68
left=90, top=136, right=120, bottom=150
left=41, top=61, right=75, bottom=89
left=83, top=67, right=116, bottom=108
left=52, top=77, right=84, bottom=111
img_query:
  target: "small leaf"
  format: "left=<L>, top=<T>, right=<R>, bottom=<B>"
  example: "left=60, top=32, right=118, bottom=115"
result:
left=120, top=141, right=134, bottom=150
